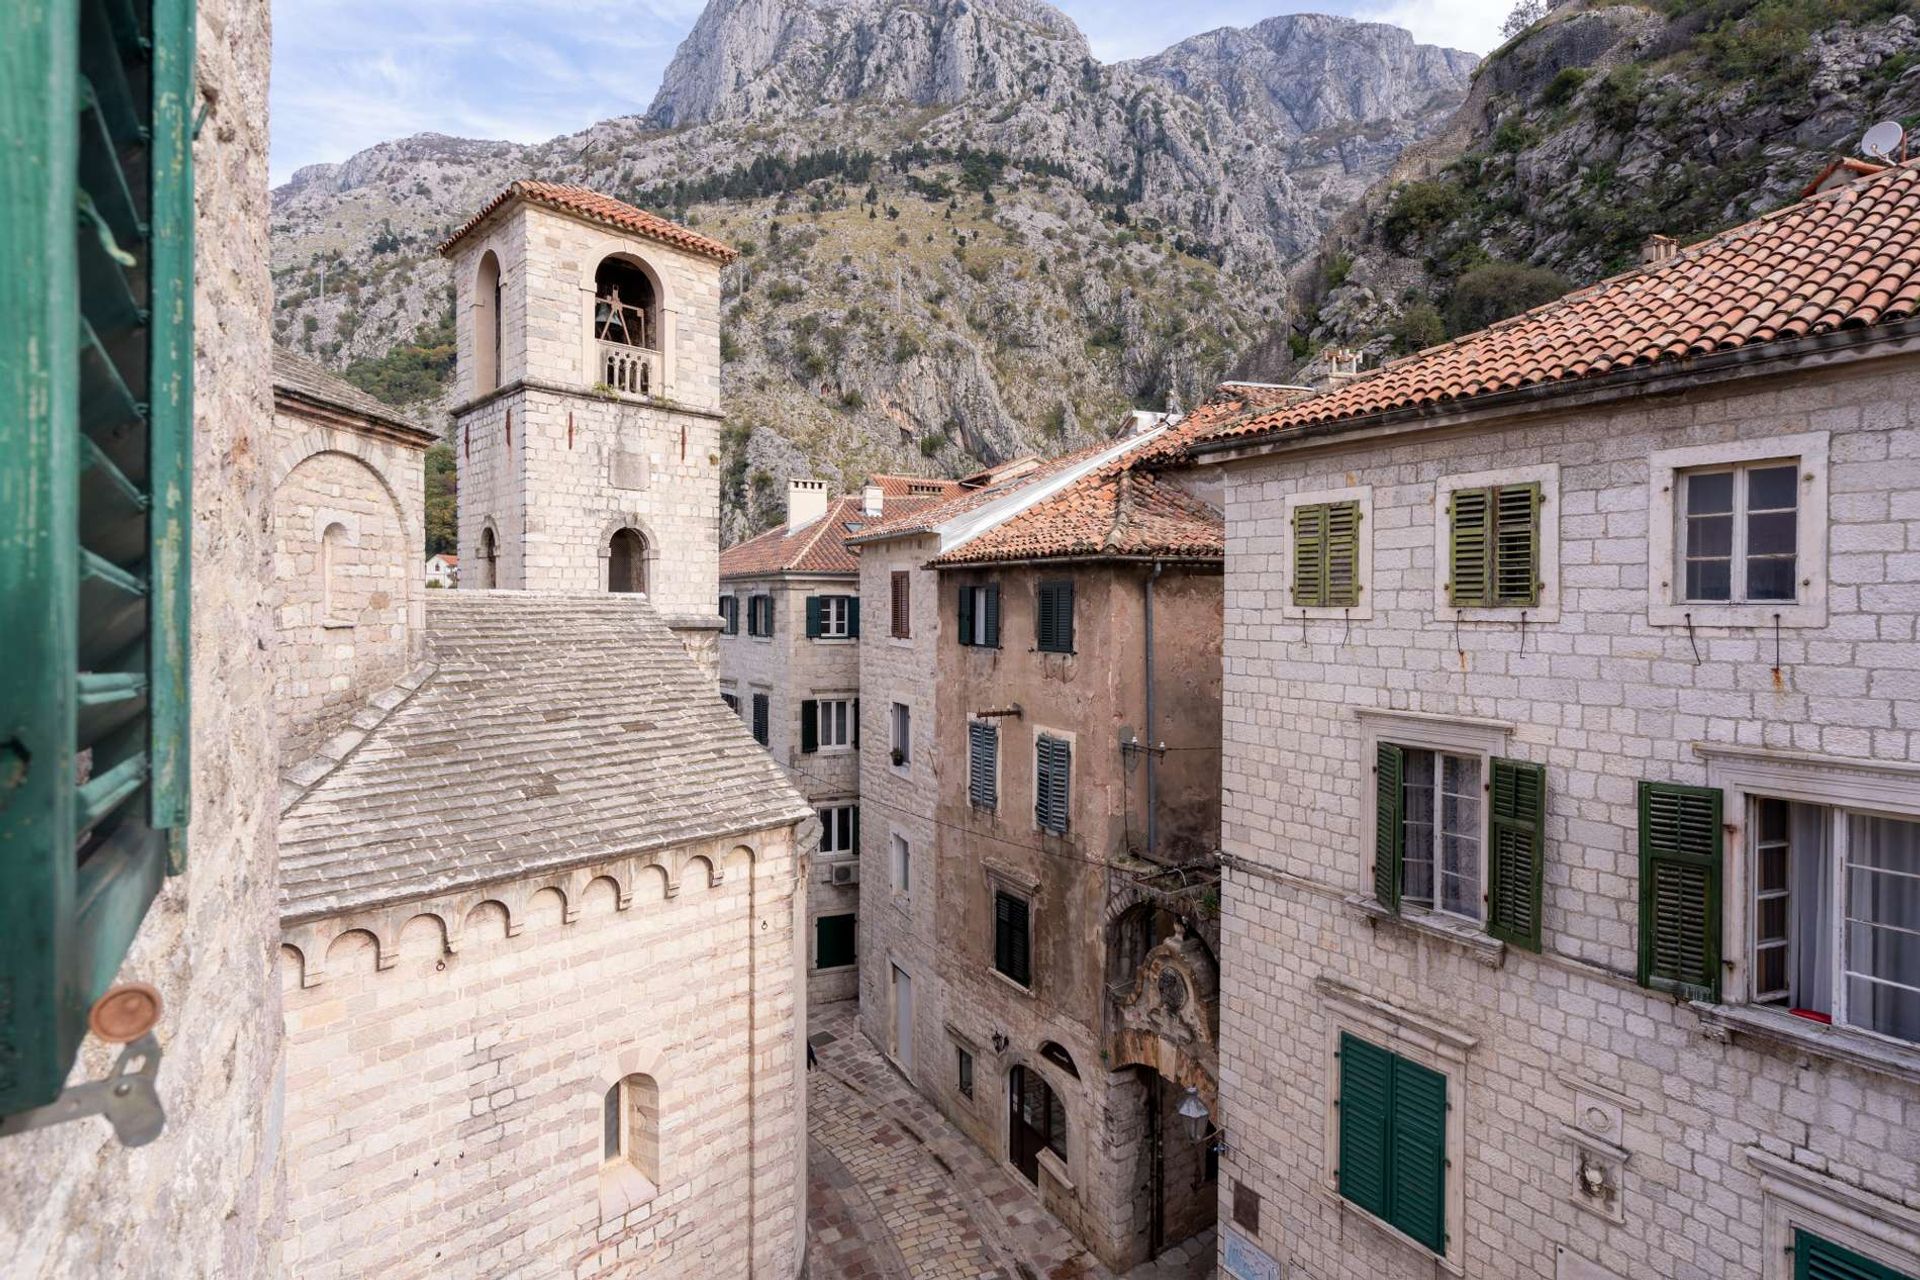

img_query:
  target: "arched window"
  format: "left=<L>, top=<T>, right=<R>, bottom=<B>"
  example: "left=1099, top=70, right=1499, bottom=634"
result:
left=475, top=251, right=502, bottom=393
left=593, top=256, right=659, bottom=395
left=601, top=1073, right=661, bottom=1190
left=478, top=526, right=498, bottom=589
left=1008, top=1064, right=1066, bottom=1184
left=320, top=521, right=349, bottom=622
left=608, top=527, right=647, bottom=594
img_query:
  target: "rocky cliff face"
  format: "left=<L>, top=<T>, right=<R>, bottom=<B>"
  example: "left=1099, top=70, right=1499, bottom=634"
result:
left=269, top=0, right=1476, bottom=535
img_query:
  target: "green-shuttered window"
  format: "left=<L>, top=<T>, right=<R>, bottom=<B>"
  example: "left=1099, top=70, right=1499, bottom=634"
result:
left=805, top=594, right=856, bottom=639
left=1337, top=1033, right=1447, bottom=1255
left=1794, top=1229, right=1915, bottom=1280
left=1035, top=734, right=1071, bottom=836
left=1487, top=758, right=1545, bottom=951
left=968, top=720, right=998, bottom=811
left=1035, top=580, right=1074, bottom=653
left=1448, top=482, right=1540, bottom=608
left=1, top=0, right=196, bottom=1117
left=1637, top=780, right=1723, bottom=1000
left=1292, top=500, right=1361, bottom=608
left=993, top=889, right=1031, bottom=987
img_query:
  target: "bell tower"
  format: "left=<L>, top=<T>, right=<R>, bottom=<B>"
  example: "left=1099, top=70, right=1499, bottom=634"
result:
left=441, top=181, right=734, bottom=626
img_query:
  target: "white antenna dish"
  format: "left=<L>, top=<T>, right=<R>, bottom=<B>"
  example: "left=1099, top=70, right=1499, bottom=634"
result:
left=1860, top=120, right=1906, bottom=161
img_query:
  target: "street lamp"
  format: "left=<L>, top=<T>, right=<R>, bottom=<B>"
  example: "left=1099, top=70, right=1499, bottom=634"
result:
left=1176, top=1086, right=1211, bottom=1144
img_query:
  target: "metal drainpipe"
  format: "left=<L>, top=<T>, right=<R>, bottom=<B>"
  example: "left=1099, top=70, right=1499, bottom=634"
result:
left=1145, top=560, right=1164, bottom=856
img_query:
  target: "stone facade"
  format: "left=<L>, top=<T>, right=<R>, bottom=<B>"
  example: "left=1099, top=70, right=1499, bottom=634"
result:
left=1211, top=351, right=1920, bottom=1280
left=0, top=3, right=283, bottom=1272
left=719, top=570, right=864, bottom=1008
left=928, top=559, right=1224, bottom=1271
left=448, top=200, right=723, bottom=622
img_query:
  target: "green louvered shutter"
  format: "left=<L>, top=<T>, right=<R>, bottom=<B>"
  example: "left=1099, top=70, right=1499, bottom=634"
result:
left=957, top=584, right=975, bottom=646
left=752, top=694, right=769, bottom=745
left=994, top=891, right=1031, bottom=986
left=1487, top=758, right=1545, bottom=951
left=1375, top=743, right=1403, bottom=912
left=1325, top=500, right=1361, bottom=608
left=800, top=699, right=818, bottom=753
left=1336, top=1033, right=1391, bottom=1220
left=1036, top=735, right=1070, bottom=835
left=805, top=595, right=822, bottom=638
left=1637, top=780, right=1723, bottom=1000
left=1447, top=487, right=1492, bottom=607
left=1389, top=1054, right=1448, bottom=1254
left=1, top=0, right=196, bottom=1117
left=1795, top=1230, right=1913, bottom=1280
left=845, top=595, right=859, bottom=637
left=969, top=721, right=997, bottom=810
left=1493, top=482, right=1541, bottom=607
left=983, top=584, right=1000, bottom=648
left=1293, top=503, right=1327, bottom=607
left=1037, top=581, right=1074, bottom=653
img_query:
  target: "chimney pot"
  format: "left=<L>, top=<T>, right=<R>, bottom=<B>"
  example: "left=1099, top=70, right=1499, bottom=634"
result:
left=1641, top=234, right=1678, bottom=265
left=788, top=478, right=829, bottom=528
left=862, top=484, right=884, bottom=518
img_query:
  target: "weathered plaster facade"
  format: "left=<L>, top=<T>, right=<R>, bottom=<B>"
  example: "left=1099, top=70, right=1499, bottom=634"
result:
left=0, top=3, right=283, bottom=1271
left=1211, top=351, right=1920, bottom=1280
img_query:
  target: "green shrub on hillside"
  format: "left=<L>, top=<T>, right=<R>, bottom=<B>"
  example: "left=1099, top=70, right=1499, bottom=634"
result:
left=1444, top=262, right=1572, bottom=337
left=344, top=310, right=455, bottom=405
left=1383, top=181, right=1467, bottom=250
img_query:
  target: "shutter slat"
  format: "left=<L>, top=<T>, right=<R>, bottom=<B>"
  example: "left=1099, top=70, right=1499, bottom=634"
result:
left=1795, top=1229, right=1911, bottom=1280
left=1448, top=487, right=1491, bottom=608
left=1487, top=758, right=1545, bottom=951
left=1637, top=781, right=1723, bottom=999
left=984, top=584, right=1000, bottom=648
left=1494, top=482, right=1541, bottom=607
left=76, top=85, right=146, bottom=248
left=1375, top=743, right=1403, bottom=912
left=846, top=595, right=860, bottom=638
left=805, top=595, right=822, bottom=639
left=1388, top=1054, right=1448, bottom=1254
left=76, top=751, right=148, bottom=828
left=78, top=0, right=148, bottom=148
left=1325, top=500, right=1360, bottom=608
left=1337, top=1033, right=1392, bottom=1220
left=1293, top=504, right=1326, bottom=607
left=969, top=721, right=997, bottom=809
left=957, top=584, right=974, bottom=646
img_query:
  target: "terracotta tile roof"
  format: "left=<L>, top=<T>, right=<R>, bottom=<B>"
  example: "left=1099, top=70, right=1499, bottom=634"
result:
left=1195, top=161, right=1920, bottom=453
left=720, top=494, right=947, bottom=579
left=439, top=180, right=737, bottom=263
left=867, top=473, right=964, bottom=498
left=845, top=438, right=1132, bottom=546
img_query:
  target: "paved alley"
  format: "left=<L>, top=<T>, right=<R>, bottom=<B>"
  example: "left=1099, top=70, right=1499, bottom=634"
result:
left=805, top=1002, right=1215, bottom=1280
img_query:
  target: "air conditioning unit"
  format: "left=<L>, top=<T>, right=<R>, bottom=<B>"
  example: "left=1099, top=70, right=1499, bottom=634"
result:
left=830, top=862, right=859, bottom=886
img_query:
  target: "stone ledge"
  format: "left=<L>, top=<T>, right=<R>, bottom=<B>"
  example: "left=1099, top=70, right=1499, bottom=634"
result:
left=1691, top=1002, right=1920, bottom=1083
left=1345, top=895, right=1506, bottom=969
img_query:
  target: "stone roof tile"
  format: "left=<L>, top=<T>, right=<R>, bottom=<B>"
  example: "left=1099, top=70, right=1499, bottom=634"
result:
left=439, top=180, right=737, bottom=262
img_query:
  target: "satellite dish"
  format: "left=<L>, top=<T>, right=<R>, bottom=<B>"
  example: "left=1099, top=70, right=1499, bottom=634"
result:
left=1861, top=120, right=1906, bottom=161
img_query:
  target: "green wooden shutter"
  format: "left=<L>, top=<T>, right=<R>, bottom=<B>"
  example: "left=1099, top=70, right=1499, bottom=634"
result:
left=1056, top=581, right=1074, bottom=652
left=752, top=694, right=769, bottom=746
left=845, top=595, right=859, bottom=637
left=957, top=584, right=975, bottom=646
left=1493, top=482, right=1541, bottom=607
left=805, top=595, right=822, bottom=638
left=983, top=584, right=1000, bottom=648
left=1637, top=780, right=1723, bottom=1000
left=995, top=892, right=1031, bottom=986
left=1795, top=1230, right=1913, bottom=1280
left=1375, top=743, right=1403, bottom=912
left=1336, top=1033, right=1391, bottom=1220
left=1447, top=487, right=1492, bottom=607
left=969, top=721, right=997, bottom=809
left=1325, top=500, right=1361, bottom=608
left=1487, top=758, right=1546, bottom=951
left=1, top=0, right=196, bottom=1117
left=1036, top=735, right=1070, bottom=835
left=1035, top=582, right=1055, bottom=651
left=851, top=804, right=860, bottom=850
left=1293, top=504, right=1327, bottom=607
left=1389, top=1054, right=1448, bottom=1254
left=763, top=594, right=775, bottom=637
left=852, top=697, right=859, bottom=748
left=800, top=699, right=818, bottom=753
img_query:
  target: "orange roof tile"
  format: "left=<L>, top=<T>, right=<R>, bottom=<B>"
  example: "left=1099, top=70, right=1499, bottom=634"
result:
left=1194, top=161, right=1920, bottom=453
left=440, top=180, right=737, bottom=263
left=867, top=474, right=964, bottom=498
left=845, top=439, right=1129, bottom=546
left=720, top=494, right=946, bottom=579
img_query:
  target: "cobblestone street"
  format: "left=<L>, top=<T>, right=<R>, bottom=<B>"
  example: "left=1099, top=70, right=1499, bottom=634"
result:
left=805, top=1002, right=1215, bottom=1280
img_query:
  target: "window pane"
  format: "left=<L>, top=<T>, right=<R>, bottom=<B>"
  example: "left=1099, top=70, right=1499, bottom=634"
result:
left=1746, top=554, right=1796, bottom=601
left=1686, top=512, right=1734, bottom=557
left=1440, top=754, right=1481, bottom=919
left=1401, top=749, right=1435, bottom=906
left=818, top=810, right=832, bottom=853
left=1745, top=511, right=1797, bottom=556
left=1685, top=471, right=1734, bottom=515
left=1845, top=814, right=1920, bottom=1042
left=1685, top=557, right=1732, bottom=601
left=1745, top=464, right=1799, bottom=512
left=1755, top=947, right=1787, bottom=1000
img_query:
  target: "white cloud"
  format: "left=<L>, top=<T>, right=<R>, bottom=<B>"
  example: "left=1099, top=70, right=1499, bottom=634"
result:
left=1353, top=0, right=1511, bottom=53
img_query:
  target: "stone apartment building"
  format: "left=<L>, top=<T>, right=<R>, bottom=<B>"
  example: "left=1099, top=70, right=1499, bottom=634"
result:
left=0, top=1, right=283, bottom=1273
left=719, top=475, right=955, bottom=1008
left=274, top=183, right=817, bottom=1277
left=1189, top=162, right=1920, bottom=1280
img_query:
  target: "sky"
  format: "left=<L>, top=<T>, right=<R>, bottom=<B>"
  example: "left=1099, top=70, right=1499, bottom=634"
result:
left=269, top=0, right=1512, bottom=186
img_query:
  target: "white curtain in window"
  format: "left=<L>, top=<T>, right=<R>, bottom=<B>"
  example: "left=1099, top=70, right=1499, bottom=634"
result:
left=1788, top=801, right=1832, bottom=1015
left=1848, top=814, right=1920, bottom=1043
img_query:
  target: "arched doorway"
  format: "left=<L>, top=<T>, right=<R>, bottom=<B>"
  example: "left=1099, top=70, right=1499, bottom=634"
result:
left=1008, top=1065, right=1065, bottom=1185
left=608, top=527, right=647, bottom=594
left=478, top=526, right=498, bottom=589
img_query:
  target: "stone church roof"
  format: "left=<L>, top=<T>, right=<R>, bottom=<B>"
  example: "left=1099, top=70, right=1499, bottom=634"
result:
left=277, top=592, right=811, bottom=923
left=271, top=345, right=437, bottom=445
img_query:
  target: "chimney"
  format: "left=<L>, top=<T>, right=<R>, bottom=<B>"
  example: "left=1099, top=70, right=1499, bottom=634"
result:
left=788, top=478, right=829, bottom=529
left=1640, top=234, right=1678, bottom=266
left=862, top=483, right=884, bottom=518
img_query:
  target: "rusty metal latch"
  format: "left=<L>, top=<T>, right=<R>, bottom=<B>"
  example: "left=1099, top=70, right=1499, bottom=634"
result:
left=0, top=1034, right=166, bottom=1147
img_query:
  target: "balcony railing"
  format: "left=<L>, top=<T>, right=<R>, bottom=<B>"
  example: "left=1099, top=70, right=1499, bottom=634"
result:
left=599, top=341, right=658, bottom=397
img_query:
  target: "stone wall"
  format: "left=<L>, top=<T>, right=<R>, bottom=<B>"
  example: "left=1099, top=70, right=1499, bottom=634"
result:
left=280, top=825, right=804, bottom=1278
left=0, top=3, right=284, bottom=1271
left=719, top=571, right=864, bottom=1008
left=271, top=407, right=425, bottom=763
left=1214, top=353, right=1920, bottom=1280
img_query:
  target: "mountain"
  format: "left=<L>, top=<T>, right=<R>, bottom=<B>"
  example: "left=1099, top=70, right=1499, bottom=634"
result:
left=269, top=0, right=1475, bottom=536
left=1284, top=0, right=1920, bottom=369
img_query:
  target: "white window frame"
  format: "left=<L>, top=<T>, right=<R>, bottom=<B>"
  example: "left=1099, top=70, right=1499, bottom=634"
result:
left=1282, top=484, right=1374, bottom=621
left=1396, top=746, right=1487, bottom=925
left=818, top=803, right=856, bottom=857
left=890, top=830, right=911, bottom=903
left=815, top=697, right=854, bottom=751
left=819, top=594, right=852, bottom=639
left=1752, top=1147, right=1920, bottom=1280
left=1647, top=433, right=1827, bottom=628
left=890, top=701, right=912, bottom=773
left=1316, top=978, right=1476, bottom=1277
left=1432, top=462, right=1560, bottom=624
left=1700, top=744, right=1920, bottom=1054
left=1357, top=709, right=1512, bottom=929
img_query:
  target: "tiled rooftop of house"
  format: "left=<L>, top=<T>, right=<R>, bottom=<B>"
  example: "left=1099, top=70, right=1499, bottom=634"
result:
left=277, top=592, right=810, bottom=922
left=844, top=437, right=1136, bottom=546
left=719, top=493, right=948, bottom=578
left=271, top=345, right=436, bottom=441
left=867, top=473, right=964, bottom=498
left=439, top=179, right=738, bottom=262
left=1193, top=159, right=1920, bottom=452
